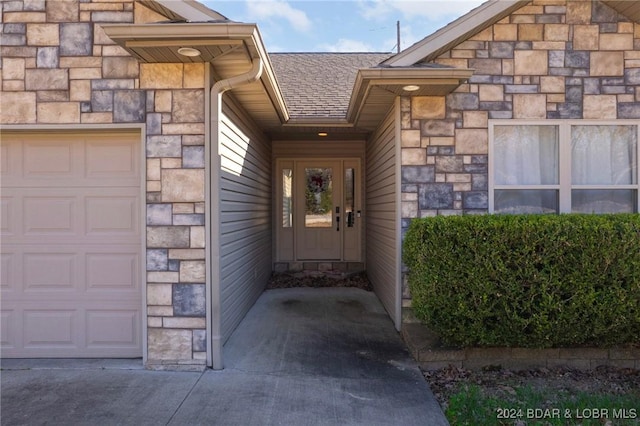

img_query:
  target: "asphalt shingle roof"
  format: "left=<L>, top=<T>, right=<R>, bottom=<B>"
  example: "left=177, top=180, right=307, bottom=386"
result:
left=269, top=52, right=392, bottom=120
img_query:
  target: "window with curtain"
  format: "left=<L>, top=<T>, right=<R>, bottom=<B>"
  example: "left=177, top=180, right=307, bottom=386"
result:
left=491, top=122, right=639, bottom=214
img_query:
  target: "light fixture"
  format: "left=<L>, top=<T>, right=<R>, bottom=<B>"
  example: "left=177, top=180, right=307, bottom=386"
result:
left=177, top=47, right=201, bottom=57
left=403, top=84, right=420, bottom=92
left=318, top=132, right=328, bottom=137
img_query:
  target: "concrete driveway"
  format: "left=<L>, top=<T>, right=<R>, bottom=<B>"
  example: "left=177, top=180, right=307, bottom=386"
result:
left=1, top=287, right=447, bottom=425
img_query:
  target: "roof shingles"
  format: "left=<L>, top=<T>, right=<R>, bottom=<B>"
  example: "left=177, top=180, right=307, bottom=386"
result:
left=269, top=53, right=391, bottom=120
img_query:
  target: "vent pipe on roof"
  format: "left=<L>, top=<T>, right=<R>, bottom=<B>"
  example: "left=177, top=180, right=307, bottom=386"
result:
left=209, top=58, right=263, bottom=370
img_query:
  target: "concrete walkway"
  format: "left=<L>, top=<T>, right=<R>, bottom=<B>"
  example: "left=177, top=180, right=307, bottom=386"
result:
left=1, top=288, right=447, bottom=426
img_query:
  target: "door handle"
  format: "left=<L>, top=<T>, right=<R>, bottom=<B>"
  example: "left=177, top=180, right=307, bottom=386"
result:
left=336, top=206, right=340, bottom=231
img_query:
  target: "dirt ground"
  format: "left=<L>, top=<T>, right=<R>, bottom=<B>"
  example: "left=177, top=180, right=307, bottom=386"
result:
left=423, top=364, right=640, bottom=413
left=266, top=271, right=373, bottom=291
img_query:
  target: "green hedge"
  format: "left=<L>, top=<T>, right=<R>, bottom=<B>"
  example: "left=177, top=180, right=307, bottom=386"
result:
left=403, top=214, right=640, bottom=348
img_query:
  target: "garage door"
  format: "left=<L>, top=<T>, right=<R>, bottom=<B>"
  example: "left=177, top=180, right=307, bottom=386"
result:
left=1, top=131, right=142, bottom=358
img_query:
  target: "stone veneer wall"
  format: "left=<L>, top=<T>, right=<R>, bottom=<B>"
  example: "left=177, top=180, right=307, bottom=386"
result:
left=1, top=0, right=208, bottom=367
left=400, top=0, right=640, bottom=300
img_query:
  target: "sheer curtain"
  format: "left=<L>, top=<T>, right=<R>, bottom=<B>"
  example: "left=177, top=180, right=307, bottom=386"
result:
left=572, top=125, right=637, bottom=185
left=494, top=125, right=559, bottom=213
left=571, top=125, right=637, bottom=213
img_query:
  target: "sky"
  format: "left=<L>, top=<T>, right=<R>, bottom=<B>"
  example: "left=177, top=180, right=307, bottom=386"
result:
left=202, top=0, right=485, bottom=53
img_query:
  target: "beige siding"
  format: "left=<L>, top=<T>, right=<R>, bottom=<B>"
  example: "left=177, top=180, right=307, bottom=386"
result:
left=219, top=100, right=272, bottom=343
left=365, top=103, right=400, bottom=330
left=272, top=140, right=366, bottom=159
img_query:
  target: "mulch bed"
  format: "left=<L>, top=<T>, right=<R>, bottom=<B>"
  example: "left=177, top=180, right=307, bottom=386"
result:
left=423, top=364, right=640, bottom=411
left=266, top=271, right=373, bottom=291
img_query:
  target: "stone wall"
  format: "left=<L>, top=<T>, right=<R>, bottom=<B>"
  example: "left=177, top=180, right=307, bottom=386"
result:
left=403, top=323, right=640, bottom=371
left=400, top=0, right=640, bottom=299
left=1, top=0, right=208, bottom=368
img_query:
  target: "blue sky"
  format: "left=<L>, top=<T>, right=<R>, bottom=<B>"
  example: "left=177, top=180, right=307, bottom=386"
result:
left=203, top=0, right=485, bottom=53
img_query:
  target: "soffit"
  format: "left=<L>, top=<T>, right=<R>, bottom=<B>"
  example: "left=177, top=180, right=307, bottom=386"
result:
left=602, top=1, right=640, bottom=23
left=347, top=67, right=474, bottom=131
left=102, top=22, right=288, bottom=129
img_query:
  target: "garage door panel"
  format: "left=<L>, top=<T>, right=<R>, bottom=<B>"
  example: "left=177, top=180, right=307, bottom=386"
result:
left=1, top=310, right=16, bottom=348
left=24, top=252, right=78, bottom=291
left=85, top=195, right=140, bottom=236
left=0, top=142, right=11, bottom=178
left=1, top=253, right=16, bottom=291
left=24, top=196, right=77, bottom=235
left=86, top=140, right=139, bottom=178
left=24, top=141, right=79, bottom=178
left=1, top=132, right=142, bottom=358
left=1, top=197, right=14, bottom=235
left=23, top=309, right=77, bottom=349
left=86, top=309, right=140, bottom=349
left=86, top=252, right=140, bottom=292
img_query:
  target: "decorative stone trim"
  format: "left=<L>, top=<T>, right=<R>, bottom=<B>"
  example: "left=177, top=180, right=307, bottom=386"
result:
left=402, top=323, right=640, bottom=371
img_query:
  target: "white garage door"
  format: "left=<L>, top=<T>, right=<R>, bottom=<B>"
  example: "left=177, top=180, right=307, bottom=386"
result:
left=1, top=131, right=142, bottom=358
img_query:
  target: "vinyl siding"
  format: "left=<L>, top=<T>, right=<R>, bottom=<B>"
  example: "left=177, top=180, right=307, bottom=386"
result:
left=365, top=104, right=400, bottom=330
left=219, top=99, right=272, bottom=343
left=272, top=140, right=366, bottom=159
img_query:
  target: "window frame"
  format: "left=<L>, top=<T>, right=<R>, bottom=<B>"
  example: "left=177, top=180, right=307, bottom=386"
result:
left=488, top=119, right=640, bottom=214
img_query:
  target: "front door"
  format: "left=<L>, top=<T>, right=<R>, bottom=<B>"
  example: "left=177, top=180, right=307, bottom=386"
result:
left=296, top=161, right=342, bottom=260
left=276, top=159, right=362, bottom=263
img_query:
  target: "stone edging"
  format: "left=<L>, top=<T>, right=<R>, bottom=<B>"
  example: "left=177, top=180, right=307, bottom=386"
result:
left=402, top=323, right=640, bottom=371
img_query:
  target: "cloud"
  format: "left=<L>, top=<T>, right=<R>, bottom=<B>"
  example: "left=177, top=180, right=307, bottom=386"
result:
left=244, top=0, right=312, bottom=32
left=358, top=0, right=484, bottom=22
left=317, top=38, right=377, bottom=52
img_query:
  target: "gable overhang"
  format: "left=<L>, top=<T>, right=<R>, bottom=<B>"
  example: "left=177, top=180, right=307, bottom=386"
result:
left=382, top=0, right=527, bottom=67
left=102, top=22, right=289, bottom=128
left=602, top=1, right=640, bottom=22
left=138, top=0, right=228, bottom=22
left=348, top=67, right=474, bottom=131
left=383, top=0, right=640, bottom=69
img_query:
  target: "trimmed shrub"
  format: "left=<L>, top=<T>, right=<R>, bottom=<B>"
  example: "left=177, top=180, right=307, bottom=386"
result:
left=403, top=214, right=640, bottom=348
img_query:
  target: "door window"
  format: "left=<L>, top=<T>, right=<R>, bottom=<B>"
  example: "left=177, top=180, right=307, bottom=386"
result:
left=304, top=168, right=333, bottom=228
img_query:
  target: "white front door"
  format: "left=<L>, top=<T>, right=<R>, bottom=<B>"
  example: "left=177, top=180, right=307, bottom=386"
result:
left=276, top=159, right=362, bottom=262
left=295, top=161, right=342, bottom=260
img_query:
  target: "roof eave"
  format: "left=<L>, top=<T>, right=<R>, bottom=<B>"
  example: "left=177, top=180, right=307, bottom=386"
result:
left=146, top=0, right=228, bottom=21
left=101, top=22, right=289, bottom=124
left=347, top=67, right=474, bottom=130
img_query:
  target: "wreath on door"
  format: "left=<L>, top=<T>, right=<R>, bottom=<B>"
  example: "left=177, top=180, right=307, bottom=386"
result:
left=306, top=169, right=332, bottom=194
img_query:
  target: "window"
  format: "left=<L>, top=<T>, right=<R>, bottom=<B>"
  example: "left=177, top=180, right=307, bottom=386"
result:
left=489, top=121, right=639, bottom=214
left=282, top=168, right=292, bottom=228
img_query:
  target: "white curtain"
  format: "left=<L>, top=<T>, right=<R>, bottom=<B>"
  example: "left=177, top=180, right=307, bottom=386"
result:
left=571, top=125, right=637, bottom=185
left=571, top=125, right=637, bottom=213
left=494, top=125, right=559, bottom=185
left=494, top=126, right=559, bottom=213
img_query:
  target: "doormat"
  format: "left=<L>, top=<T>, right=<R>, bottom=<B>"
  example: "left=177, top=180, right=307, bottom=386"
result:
left=267, top=271, right=372, bottom=291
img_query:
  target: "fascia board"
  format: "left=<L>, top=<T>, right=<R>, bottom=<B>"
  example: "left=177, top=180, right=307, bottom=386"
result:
left=383, top=0, right=526, bottom=67
left=101, top=22, right=257, bottom=41
left=154, top=0, right=227, bottom=21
